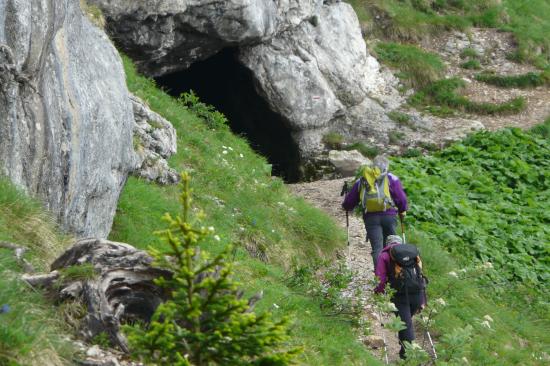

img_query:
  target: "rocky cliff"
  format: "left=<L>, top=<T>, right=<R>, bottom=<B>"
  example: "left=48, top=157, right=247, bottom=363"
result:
left=90, top=0, right=402, bottom=160
left=0, top=0, right=136, bottom=238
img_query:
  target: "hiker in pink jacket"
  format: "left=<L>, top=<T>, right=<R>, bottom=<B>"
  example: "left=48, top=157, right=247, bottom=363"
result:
left=375, top=235, right=427, bottom=359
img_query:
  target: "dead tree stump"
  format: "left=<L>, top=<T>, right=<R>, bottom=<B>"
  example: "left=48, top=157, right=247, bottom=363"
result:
left=25, top=238, right=171, bottom=352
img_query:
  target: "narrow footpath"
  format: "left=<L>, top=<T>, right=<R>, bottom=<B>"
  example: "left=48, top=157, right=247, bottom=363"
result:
left=288, top=178, right=403, bottom=364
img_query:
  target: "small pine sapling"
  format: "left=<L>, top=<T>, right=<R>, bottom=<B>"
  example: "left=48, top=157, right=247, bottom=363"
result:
left=125, top=172, right=298, bottom=366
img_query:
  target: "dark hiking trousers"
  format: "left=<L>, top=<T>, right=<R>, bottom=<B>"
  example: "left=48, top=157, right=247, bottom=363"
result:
left=393, top=292, right=422, bottom=359
left=364, top=214, right=397, bottom=266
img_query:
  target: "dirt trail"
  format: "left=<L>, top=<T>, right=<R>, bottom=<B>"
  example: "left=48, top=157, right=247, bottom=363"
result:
left=287, top=178, right=403, bottom=364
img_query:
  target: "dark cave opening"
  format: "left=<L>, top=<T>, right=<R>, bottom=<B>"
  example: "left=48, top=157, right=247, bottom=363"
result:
left=155, top=48, right=302, bottom=182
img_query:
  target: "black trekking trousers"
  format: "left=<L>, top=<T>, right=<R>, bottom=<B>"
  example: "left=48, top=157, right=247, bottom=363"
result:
left=393, top=292, right=422, bottom=359
left=363, top=214, right=397, bottom=266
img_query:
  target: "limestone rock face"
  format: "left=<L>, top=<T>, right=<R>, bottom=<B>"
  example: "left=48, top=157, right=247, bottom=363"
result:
left=0, top=0, right=136, bottom=238
left=90, top=0, right=404, bottom=163
left=239, top=2, right=398, bottom=157
left=89, top=0, right=324, bottom=76
left=131, top=94, right=179, bottom=184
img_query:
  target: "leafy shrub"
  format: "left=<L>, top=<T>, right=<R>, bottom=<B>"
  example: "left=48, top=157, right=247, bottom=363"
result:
left=322, top=132, right=344, bottom=149
left=409, top=78, right=527, bottom=115
left=125, top=173, right=297, bottom=366
left=179, top=91, right=228, bottom=129
left=475, top=71, right=550, bottom=88
left=393, top=127, right=550, bottom=293
left=375, top=42, right=446, bottom=88
left=460, top=59, right=482, bottom=70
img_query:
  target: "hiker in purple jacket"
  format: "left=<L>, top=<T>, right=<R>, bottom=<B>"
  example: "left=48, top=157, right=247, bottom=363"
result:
left=375, top=235, right=426, bottom=359
left=342, top=155, right=408, bottom=267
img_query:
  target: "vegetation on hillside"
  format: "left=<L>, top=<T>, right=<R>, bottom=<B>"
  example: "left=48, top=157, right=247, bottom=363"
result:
left=374, top=42, right=445, bottom=88
left=390, top=125, right=550, bottom=364
left=113, top=57, right=382, bottom=365
left=126, top=173, right=298, bottom=365
left=409, top=78, right=526, bottom=117
left=349, top=0, right=549, bottom=68
left=0, top=179, right=73, bottom=365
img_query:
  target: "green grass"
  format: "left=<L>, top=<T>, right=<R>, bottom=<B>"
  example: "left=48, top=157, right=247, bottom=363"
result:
left=502, top=0, right=550, bottom=68
left=530, top=116, right=550, bottom=140
left=112, top=56, right=381, bottom=365
left=460, top=59, right=482, bottom=70
left=348, top=0, right=550, bottom=68
left=343, top=142, right=379, bottom=158
left=409, top=77, right=526, bottom=116
left=348, top=0, right=501, bottom=41
left=322, top=132, right=345, bottom=150
left=0, top=179, right=74, bottom=365
left=388, top=130, right=406, bottom=144
left=475, top=70, right=550, bottom=88
left=375, top=42, right=445, bottom=87
left=460, top=47, right=481, bottom=60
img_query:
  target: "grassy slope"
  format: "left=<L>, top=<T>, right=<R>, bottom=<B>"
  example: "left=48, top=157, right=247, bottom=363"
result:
left=349, top=0, right=550, bottom=68
left=111, top=57, right=381, bottom=365
left=0, top=179, right=73, bottom=366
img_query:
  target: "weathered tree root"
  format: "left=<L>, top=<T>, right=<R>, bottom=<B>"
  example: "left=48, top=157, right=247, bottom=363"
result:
left=24, top=238, right=171, bottom=352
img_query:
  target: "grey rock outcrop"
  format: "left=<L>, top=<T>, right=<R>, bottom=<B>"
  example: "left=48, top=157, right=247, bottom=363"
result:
left=89, top=0, right=325, bottom=76
left=240, top=1, right=400, bottom=157
left=328, top=150, right=370, bottom=177
left=90, top=0, right=405, bottom=163
left=131, top=95, right=179, bottom=184
left=0, top=0, right=136, bottom=238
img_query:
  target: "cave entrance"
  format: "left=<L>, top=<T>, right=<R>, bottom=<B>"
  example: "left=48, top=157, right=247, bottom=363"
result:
left=155, top=48, right=301, bottom=182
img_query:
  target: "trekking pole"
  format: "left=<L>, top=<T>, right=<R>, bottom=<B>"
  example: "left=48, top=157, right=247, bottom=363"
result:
left=426, top=329, right=438, bottom=360
left=346, top=210, right=351, bottom=260
left=399, top=214, right=406, bottom=243
left=377, top=309, right=390, bottom=365
left=341, top=181, right=351, bottom=262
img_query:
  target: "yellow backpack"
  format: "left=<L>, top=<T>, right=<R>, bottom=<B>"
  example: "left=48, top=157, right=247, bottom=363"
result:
left=359, top=165, right=394, bottom=213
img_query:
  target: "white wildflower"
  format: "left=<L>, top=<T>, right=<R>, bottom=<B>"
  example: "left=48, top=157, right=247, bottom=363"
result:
left=228, top=146, right=233, bottom=151
left=435, top=298, right=447, bottom=307
left=208, top=226, right=215, bottom=232
left=271, top=229, right=275, bottom=233
left=277, top=201, right=285, bottom=206
left=480, top=320, right=491, bottom=329
left=222, top=150, right=228, bottom=155
left=273, top=303, right=280, bottom=309
left=214, top=235, right=220, bottom=242
left=462, top=357, right=469, bottom=364
left=483, top=262, right=493, bottom=269
left=483, top=314, right=494, bottom=323
left=222, top=145, right=227, bottom=149
left=459, top=268, right=468, bottom=273
left=239, top=153, right=244, bottom=158
left=448, top=271, right=459, bottom=278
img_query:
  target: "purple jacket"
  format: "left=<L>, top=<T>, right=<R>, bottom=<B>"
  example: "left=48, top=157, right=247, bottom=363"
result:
left=341, top=173, right=408, bottom=217
left=374, top=244, right=398, bottom=294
